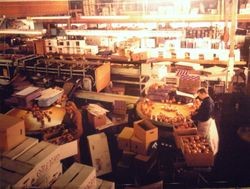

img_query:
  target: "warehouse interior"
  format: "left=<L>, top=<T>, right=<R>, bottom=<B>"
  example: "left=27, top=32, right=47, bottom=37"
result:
left=0, top=0, right=250, bottom=188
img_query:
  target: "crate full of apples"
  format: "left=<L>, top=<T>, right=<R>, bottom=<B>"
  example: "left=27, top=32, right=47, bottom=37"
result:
left=180, top=135, right=214, bottom=167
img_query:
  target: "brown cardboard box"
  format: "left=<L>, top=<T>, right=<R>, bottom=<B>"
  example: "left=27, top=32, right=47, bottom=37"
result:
left=133, top=119, right=158, bottom=145
left=88, top=112, right=107, bottom=128
left=52, top=162, right=96, bottom=189
left=117, top=127, right=134, bottom=151
left=0, top=114, right=26, bottom=152
left=130, top=135, right=149, bottom=155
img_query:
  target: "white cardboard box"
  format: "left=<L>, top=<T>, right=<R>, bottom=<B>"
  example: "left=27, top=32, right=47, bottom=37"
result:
left=16, top=141, right=61, bottom=183
left=35, top=162, right=62, bottom=188
left=52, top=162, right=96, bottom=189
left=2, top=137, right=38, bottom=160
left=58, top=139, right=78, bottom=160
left=87, top=133, right=112, bottom=176
left=0, top=157, right=35, bottom=188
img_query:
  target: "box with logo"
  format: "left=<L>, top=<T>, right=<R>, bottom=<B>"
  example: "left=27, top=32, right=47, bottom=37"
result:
left=87, top=133, right=112, bottom=176
left=133, top=119, right=158, bottom=145
left=35, top=163, right=62, bottom=188
left=0, top=114, right=26, bottom=152
left=16, top=141, right=61, bottom=182
left=52, top=163, right=96, bottom=189
left=117, top=127, right=134, bottom=151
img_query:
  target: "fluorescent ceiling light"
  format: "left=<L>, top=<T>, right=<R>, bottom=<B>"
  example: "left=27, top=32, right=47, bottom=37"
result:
left=65, top=29, right=183, bottom=38
left=0, top=29, right=46, bottom=35
left=80, top=16, right=130, bottom=20
left=30, top=16, right=71, bottom=20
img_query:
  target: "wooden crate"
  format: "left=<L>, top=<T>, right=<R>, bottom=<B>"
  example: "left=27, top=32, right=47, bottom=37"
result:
left=173, top=123, right=197, bottom=148
left=180, top=135, right=214, bottom=167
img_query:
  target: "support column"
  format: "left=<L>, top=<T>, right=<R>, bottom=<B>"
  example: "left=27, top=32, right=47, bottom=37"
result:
left=225, top=0, right=238, bottom=92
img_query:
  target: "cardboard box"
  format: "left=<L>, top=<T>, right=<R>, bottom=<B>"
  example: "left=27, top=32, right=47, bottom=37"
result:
left=87, top=133, right=112, bottom=176
left=35, top=163, right=62, bottom=188
left=88, top=112, right=107, bottom=128
left=96, top=178, right=115, bottom=189
left=52, top=163, right=96, bottom=189
left=113, top=100, right=127, bottom=115
left=117, top=127, right=134, bottom=151
left=46, top=131, right=78, bottom=160
left=16, top=141, right=61, bottom=182
left=2, top=137, right=38, bottom=160
left=130, top=135, right=149, bottom=155
left=133, top=119, right=158, bottom=145
left=59, top=139, right=78, bottom=160
left=0, top=114, right=26, bottom=152
left=0, top=157, right=35, bottom=188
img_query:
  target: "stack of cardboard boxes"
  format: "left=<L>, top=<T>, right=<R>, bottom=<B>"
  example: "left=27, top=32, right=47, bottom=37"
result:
left=117, top=119, right=158, bottom=175
left=117, top=119, right=158, bottom=155
left=0, top=114, right=75, bottom=188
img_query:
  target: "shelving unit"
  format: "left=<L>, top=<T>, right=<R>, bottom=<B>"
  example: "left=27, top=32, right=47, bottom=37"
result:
left=237, top=14, right=250, bottom=22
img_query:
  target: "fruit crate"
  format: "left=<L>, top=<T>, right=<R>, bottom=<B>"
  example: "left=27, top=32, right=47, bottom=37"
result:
left=180, top=135, right=214, bottom=167
left=173, top=121, right=197, bottom=148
